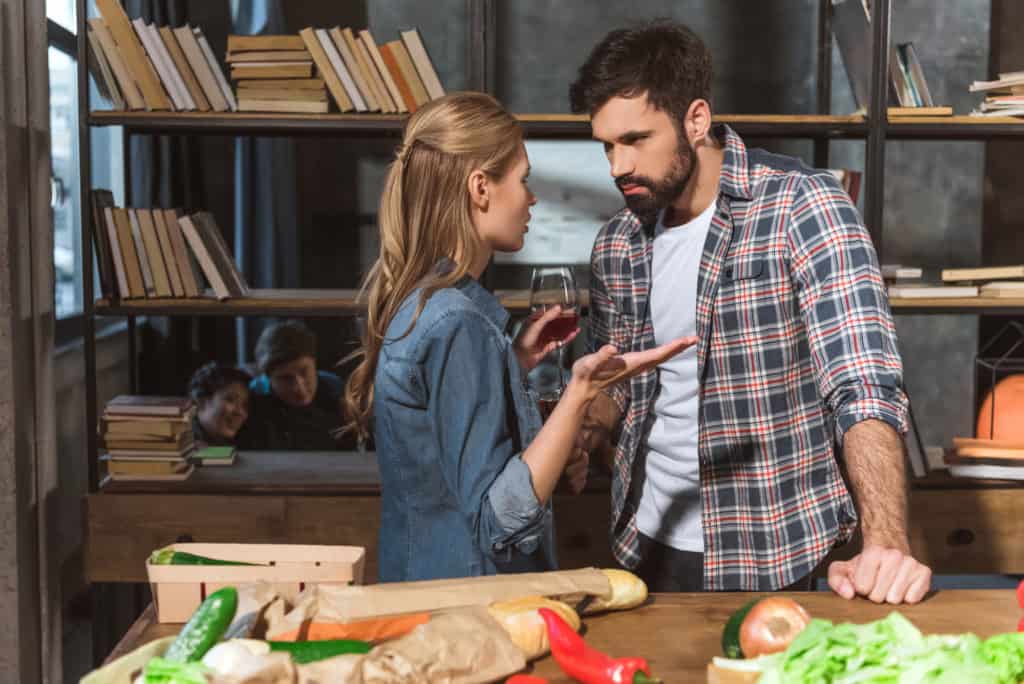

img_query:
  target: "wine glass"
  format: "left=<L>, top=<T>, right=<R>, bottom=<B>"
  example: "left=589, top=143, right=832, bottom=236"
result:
left=529, top=266, right=579, bottom=419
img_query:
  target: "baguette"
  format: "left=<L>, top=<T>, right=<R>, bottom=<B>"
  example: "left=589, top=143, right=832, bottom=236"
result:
left=707, top=661, right=762, bottom=683
left=583, top=568, right=648, bottom=614
left=487, top=596, right=580, bottom=661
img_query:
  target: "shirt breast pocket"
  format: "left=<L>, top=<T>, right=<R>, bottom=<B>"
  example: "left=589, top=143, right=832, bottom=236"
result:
left=721, top=259, right=765, bottom=285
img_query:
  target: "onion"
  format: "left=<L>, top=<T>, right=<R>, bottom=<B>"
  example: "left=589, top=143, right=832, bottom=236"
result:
left=738, top=597, right=811, bottom=657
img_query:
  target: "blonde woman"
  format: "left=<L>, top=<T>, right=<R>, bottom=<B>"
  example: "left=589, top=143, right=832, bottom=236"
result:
left=344, top=92, right=696, bottom=582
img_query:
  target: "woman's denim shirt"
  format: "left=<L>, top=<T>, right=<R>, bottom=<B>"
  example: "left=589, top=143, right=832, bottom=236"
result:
left=373, top=275, right=555, bottom=582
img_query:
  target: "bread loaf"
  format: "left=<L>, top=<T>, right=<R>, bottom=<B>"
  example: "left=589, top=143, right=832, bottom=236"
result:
left=706, top=662, right=762, bottom=683
left=583, top=568, right=648, bottom=614
left=487, top=596, right=580, bottom=660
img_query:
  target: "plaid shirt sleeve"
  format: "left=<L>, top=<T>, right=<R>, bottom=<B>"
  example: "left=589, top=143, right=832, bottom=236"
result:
left=787, top=172, right=909, bottom=446
left=588, top=226, right=630, bottom=415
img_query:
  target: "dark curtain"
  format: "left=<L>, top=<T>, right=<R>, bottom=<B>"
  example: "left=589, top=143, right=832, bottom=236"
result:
left=125, top=0, right=210, bottom=395
left=231, top=0, right=300, bottom=364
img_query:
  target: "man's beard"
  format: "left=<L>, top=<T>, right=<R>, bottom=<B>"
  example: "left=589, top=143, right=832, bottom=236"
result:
left=616, top=142, right=695, bottom=225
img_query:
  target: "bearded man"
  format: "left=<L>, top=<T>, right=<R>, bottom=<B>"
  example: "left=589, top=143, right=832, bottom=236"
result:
left=569, top=20, right=931, bottom=603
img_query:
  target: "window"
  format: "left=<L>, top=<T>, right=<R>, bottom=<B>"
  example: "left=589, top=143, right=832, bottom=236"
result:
left=47, top=1, right=124, bottom=339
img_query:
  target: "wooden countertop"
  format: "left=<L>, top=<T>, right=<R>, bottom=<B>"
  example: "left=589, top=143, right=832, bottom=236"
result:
left=104, top=590, right=1020, bottom=681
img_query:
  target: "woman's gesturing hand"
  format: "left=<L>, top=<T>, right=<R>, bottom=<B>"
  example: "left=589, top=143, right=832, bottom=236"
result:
left=513, top=305, right=580, bottom=372
left=569, top=338, right=699, bottom=401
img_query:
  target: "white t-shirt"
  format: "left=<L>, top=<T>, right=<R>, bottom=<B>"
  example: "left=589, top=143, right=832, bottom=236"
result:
left=635, top=199, right=716, bottom=552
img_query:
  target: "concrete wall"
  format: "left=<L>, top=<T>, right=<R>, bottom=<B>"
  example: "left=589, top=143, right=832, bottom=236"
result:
left=54, top=327, right=133, bottom=683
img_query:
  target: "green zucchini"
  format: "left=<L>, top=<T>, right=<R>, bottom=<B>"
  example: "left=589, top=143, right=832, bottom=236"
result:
left=267, top=639, right=372, bottom=663
left=721, top=598, right=760, bottom=658
left=164, top=587, right=239, bottom=662
left=149, top=547, right=260, bottom=566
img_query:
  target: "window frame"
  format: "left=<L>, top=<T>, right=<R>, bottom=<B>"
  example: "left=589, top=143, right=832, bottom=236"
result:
left=49, top=17, right=86, bottom=345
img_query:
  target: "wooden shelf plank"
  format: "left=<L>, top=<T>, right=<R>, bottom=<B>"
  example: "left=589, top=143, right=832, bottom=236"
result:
left=94, top=291, right=1022, bottom=317
left=94, top=289, right=589, bottom=317
left=91, top=109, right=1024, bottom=139
left=890, top=296, right=1024, bottom=314
left=89, top=111, right=869, bottom=139
left=886, top=115, right=1024, bottom=139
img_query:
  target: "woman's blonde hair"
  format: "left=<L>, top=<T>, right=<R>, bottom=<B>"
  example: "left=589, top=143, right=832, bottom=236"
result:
left=343, top=92, right=524, bottom=439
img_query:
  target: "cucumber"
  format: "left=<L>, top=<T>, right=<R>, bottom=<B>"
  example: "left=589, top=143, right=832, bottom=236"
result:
left=149, top=547, right=259, bottom=566
left=267, top=639, right=372, bottom=663
left=721, top=598, right=760, bottom=658
left=164, top=587, right=239, bottom=662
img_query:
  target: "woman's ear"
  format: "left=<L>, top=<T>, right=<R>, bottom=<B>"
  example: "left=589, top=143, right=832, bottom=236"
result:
left=468, top=169, right=489, bottom=211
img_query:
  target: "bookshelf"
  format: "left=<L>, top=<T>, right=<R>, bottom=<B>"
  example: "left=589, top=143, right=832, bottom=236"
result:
left=77, top=0, right=1024, bottom=491
left=90, top=110, right=1024, bottom=140
left=93, top=289, right=587, bottom=317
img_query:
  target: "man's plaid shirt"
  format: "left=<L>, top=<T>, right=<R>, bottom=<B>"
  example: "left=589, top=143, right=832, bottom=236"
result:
left=588, top=124, right=909, bottom=590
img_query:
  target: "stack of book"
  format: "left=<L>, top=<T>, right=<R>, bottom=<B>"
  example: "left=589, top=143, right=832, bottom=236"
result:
left=946, top=437, right=1024, bottom=481
left=101, top=396, right=196, bottom=481
left=88, top=0, right=236, bottom=111
left=943, top=265, right=1024, bottom=298
left=194, top=445, right=237, bottom=467
left=883, top=264, right=981, bottom=299
left=227, top=35, right=328, bottom=114
left=969, top=71, right=1024, bottom=117
left=299, top=26, right=444, bottom=113
left=91, top=190, right=249, bottom=302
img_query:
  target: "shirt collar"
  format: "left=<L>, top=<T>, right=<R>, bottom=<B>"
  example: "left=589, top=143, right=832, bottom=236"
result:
left=456, top=274, right=511, bottom=332
left=435, top=258, right=511, bottom=332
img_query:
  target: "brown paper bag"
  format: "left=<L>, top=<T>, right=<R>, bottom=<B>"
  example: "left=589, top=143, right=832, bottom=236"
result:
left=295, top=606, right=525, bottom=684
left=270, top=567, right=610, bottom=633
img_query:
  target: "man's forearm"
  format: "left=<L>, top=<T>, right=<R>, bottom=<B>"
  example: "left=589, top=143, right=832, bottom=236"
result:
left=843, top=418, right=909, bottom=550
left=581, top=390, right=623, bottom=470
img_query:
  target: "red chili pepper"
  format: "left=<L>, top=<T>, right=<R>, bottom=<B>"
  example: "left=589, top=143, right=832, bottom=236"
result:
left=506, top=676, right=549, bottom=684
left=1018, top=615, right=1024, bottom=633
left=1017, top=577, right=1024, bottom=611
left=537, top=607, right=660, bottom=684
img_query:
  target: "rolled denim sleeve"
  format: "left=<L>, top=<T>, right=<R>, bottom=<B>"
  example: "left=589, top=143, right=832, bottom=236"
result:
left=423, top=311, right=548, bottom=558
left=788, top=172, right=909, bottom=446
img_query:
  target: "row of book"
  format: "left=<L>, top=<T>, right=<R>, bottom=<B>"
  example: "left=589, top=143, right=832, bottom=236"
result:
left=88, top=0, right=234, bottom=111
left=87, top=0, right=444, bottom=114
left=884, top=264, right=1024, bottom=299
left=832, top=0, right=950, bottom=116
left=100, top=395, right=197, bottom=481
left=91, top=190, right=249, bottom=302
left=969, top=71, right=1024, bottom=118
left=296, top=27, right=444, bottom=114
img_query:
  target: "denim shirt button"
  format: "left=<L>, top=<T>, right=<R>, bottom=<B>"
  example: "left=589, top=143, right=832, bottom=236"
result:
left=494, top=541, right=505, bottom=551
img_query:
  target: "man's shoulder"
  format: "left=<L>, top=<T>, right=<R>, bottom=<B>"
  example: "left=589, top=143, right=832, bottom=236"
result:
left=746, top=147, right=840, bottom=198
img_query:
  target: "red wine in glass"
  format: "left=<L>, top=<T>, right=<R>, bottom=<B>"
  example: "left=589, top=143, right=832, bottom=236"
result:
left=538, top=308, right=579, bottom=345
left=538, top=396, right=559, bottom=421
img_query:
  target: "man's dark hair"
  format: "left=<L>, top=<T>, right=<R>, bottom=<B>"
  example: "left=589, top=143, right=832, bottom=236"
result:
left=569, top=20, right=712, bottom=123
left=188, top=361, right=251, bottom=402
left=255, top=320, right=317, bottom=375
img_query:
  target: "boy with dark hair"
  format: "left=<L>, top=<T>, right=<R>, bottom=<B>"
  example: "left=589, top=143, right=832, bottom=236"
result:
left=570, top=20, right=930, bottom=603
left=247, top=320, right=344, bottom=450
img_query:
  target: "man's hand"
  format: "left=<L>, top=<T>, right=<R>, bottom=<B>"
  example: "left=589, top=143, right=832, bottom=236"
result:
left=559, top=448, right=589, bottom=494
left=827, top=544, right=931, bottom=604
